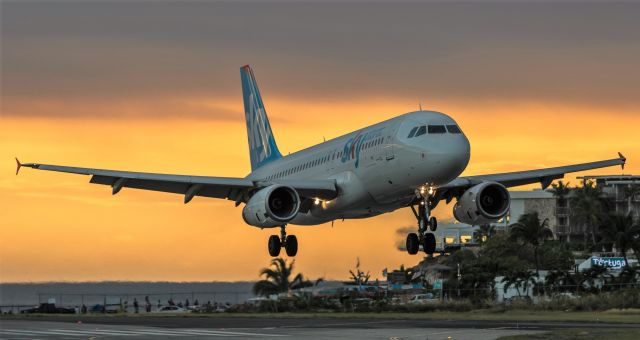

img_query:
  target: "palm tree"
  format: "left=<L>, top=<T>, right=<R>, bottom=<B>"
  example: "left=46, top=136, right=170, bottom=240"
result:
left=570, top=180, right=606, bottom=246
left=252, top=258, right=312, bottom=297
left=349, top=258, right=370, bottom=286
left=550, top=180, right=571, bottom=206
left=599, top=213, right=640, bottom=267
left=474, top=224, right=496, bottom=244
left=509, top=212, right=554, bottom=277
left=502, top=269, right=536, bottom=297
left=545, top=270, right=578, bottom=294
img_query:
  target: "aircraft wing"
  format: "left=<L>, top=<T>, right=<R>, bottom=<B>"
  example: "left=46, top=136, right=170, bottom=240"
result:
left=16, top=160, right=338, bottom=204
left=433, top=153, right=626, bottom=204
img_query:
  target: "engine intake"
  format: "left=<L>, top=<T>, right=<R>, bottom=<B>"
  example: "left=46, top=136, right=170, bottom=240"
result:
left=453, top=182, right=510, bottom=225
left=242, top=185, right=301, bottom=228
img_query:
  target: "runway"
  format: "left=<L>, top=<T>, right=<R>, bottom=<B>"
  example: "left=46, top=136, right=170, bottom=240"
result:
left=3, top=315, right=638, bottom=340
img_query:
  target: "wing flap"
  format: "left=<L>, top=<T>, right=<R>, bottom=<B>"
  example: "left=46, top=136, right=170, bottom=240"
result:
left=21, top=161, right=337, bottom=203
left=434, top=154, right=626, bottom=203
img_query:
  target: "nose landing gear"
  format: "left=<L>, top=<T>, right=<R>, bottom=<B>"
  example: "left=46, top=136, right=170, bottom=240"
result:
left=406, top=187, right=437, bottom=255
left=268, top=225, right=298, bottom=257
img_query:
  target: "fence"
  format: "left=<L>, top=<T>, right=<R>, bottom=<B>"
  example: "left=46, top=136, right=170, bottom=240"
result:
left=0, top=290, right=254, bottom=314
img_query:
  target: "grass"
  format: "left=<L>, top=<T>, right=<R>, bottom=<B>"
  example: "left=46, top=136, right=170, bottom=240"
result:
left=498, top=328, right=640, bottom=340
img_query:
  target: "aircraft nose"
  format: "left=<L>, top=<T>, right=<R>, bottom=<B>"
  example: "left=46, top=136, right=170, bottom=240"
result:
left=425, top=133, right=470, bottom=183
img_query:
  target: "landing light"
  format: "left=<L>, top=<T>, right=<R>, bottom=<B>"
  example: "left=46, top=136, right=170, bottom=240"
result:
left=428, top=186, right=435, bottom=195
left=314, top=198, right=320, bottom=205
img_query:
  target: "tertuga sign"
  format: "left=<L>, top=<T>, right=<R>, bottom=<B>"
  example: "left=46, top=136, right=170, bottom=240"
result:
left=591, top=257, right=627, bottom=269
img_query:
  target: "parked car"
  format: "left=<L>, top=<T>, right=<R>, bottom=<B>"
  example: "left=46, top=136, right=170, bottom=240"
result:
left=157, top=306, right=188, bottom=313
left=20, top=303, right=75, bottom=314
left=408, top=293, right=437, bottom=305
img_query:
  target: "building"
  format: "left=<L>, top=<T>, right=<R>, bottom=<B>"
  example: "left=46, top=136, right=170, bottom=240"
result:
left=490, top=189, right=557, bottom=235
left=579, top=175, right=640, bottom=220
left=490, top=175, right=640, bottom=241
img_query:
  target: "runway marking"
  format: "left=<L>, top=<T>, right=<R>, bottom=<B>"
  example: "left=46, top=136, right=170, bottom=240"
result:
left=182, top=329, right=286, bottom=337
left=284, top=320, right=404, bottom=328
left=1, top=329, right=96, bottom=337
left=2, top=328, right=257, bottom=338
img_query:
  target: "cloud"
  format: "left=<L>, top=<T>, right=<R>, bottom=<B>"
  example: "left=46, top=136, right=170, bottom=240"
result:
left=2, top=2, right=640, bottom=119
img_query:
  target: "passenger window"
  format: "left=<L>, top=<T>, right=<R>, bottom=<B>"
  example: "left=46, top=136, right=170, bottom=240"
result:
left=446, top=125, right=462, bottom=133
left=415, top=126, right=427, bottom=137
left=407, top=127, right=418, bottom=138
left=428, top=125, right=446, bottom=134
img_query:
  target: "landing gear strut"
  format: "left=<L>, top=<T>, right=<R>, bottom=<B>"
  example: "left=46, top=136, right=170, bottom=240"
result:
left=406, top=187, right=437, bottom=255
left=268, top=225, right=298, bottom=257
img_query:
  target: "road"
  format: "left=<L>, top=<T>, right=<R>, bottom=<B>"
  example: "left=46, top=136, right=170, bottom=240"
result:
left=2, top=315, right=637, bottom=339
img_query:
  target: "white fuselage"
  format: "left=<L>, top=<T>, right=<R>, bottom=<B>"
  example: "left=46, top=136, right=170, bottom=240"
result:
left=247, top=111, right=471, bottom=226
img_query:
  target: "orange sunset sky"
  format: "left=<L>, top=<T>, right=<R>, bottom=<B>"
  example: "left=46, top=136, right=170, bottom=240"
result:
left=1, top=2, right=639, bottom=282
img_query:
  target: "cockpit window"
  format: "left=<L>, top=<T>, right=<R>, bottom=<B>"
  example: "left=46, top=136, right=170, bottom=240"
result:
left=427, top=125, right=446, bottom=134
left=407, top=126, right=418, bottom=138
left=446, top=125, right=462, bottom=134
left=415, top=126, right=427, bottom=137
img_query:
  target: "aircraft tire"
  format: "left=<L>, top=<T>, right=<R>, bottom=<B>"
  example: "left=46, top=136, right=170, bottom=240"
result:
left=406, top=233, right=419, bottom=255
left=285, top=235, right=298, bottom=257
left=423, top=233, right=436, bottom=254
left=268, top=235, right=281, bottom=257
left=429, top=217, right=438, bottom=231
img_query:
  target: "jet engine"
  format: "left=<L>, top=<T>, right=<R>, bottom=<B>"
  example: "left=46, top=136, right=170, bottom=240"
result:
left=453, top=182, right=510, bottom=225
left=242, top=185, right=301, bottom=228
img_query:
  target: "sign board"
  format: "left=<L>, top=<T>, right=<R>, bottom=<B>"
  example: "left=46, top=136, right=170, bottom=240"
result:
left=591, top=257, right=626, bottom=269
left=47, top=298, right=56, bottom=304
left=433, top=279, right=442, bottom=290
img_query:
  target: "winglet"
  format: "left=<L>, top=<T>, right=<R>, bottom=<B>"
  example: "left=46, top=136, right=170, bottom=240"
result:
left=618, top=152, right=626, bottom=170
left=15, top=157, right=21, bottom=175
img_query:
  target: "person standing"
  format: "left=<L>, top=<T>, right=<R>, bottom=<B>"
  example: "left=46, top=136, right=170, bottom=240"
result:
left=133, top=298, right=139, bottom=313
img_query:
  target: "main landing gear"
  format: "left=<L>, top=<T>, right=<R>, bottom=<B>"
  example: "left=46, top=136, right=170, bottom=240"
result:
left=268, top=225, right=298, bottom=257
left=406, top=188, right=437, bottom=255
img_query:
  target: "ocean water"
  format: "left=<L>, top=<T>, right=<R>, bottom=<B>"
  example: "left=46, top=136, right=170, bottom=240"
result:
left=0, top=282, right=256, bottom=311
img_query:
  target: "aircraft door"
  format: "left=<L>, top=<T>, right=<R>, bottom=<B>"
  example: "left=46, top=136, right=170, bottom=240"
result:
left=384, top=135, right=394, bottom=160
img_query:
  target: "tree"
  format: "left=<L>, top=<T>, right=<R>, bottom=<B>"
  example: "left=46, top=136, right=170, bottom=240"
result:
left=509, top=212, right=554, bottom=277
left=570, top=180, right=607, bottom=246
left=502, top=269, right=536, bottom=297
left=545, top=270, right=578, bottom=294
left=252, top=258, right=312, bottom=297
left=550, top=180, right=571, bottom=206
left=349, top=257, right=370, bottom=285
left=599, top=213, right=640, bottom=267
left=474, top=224, right=496, bottom=244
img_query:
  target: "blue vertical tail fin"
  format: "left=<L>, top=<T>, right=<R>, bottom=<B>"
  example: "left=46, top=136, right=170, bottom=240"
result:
left=240, top=65, right=282, bottom=171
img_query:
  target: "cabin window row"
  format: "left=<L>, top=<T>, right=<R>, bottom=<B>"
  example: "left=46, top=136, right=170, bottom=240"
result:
left=266, top=137, right=385, bottom=180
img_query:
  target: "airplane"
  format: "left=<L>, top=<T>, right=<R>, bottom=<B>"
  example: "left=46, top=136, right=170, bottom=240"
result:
left=16, top=65, right=627, bottom=257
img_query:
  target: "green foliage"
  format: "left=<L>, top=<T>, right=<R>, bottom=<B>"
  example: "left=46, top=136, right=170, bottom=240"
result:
left=538, top=241, right=574, bottom=271
left=509, top=212, right=554, bottom=276
left=348, top=257, right=371, bottom=285
left=570, top=180, right=609, bottom=247
left=474, top=224, right=496, bottom=244
left=599, top=213, right=640, bottom=266
left=252, top=258, right=312, bottom=297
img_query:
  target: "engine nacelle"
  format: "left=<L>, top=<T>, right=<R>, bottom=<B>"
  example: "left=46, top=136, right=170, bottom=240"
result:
left=242, top=185, right=301, bottom=228
left=453, top=182, right=510, bottom=225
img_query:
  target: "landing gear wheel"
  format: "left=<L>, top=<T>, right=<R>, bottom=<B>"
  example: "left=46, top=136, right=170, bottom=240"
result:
left=268, top=235, right=281, bottom=257
left=406, top=233, right=419, bottom=255
left=429, top=216, right=438, bottom=232
left=285, top=235, right=298, bottom=257
left=423, top=233, right=436, bottom=255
